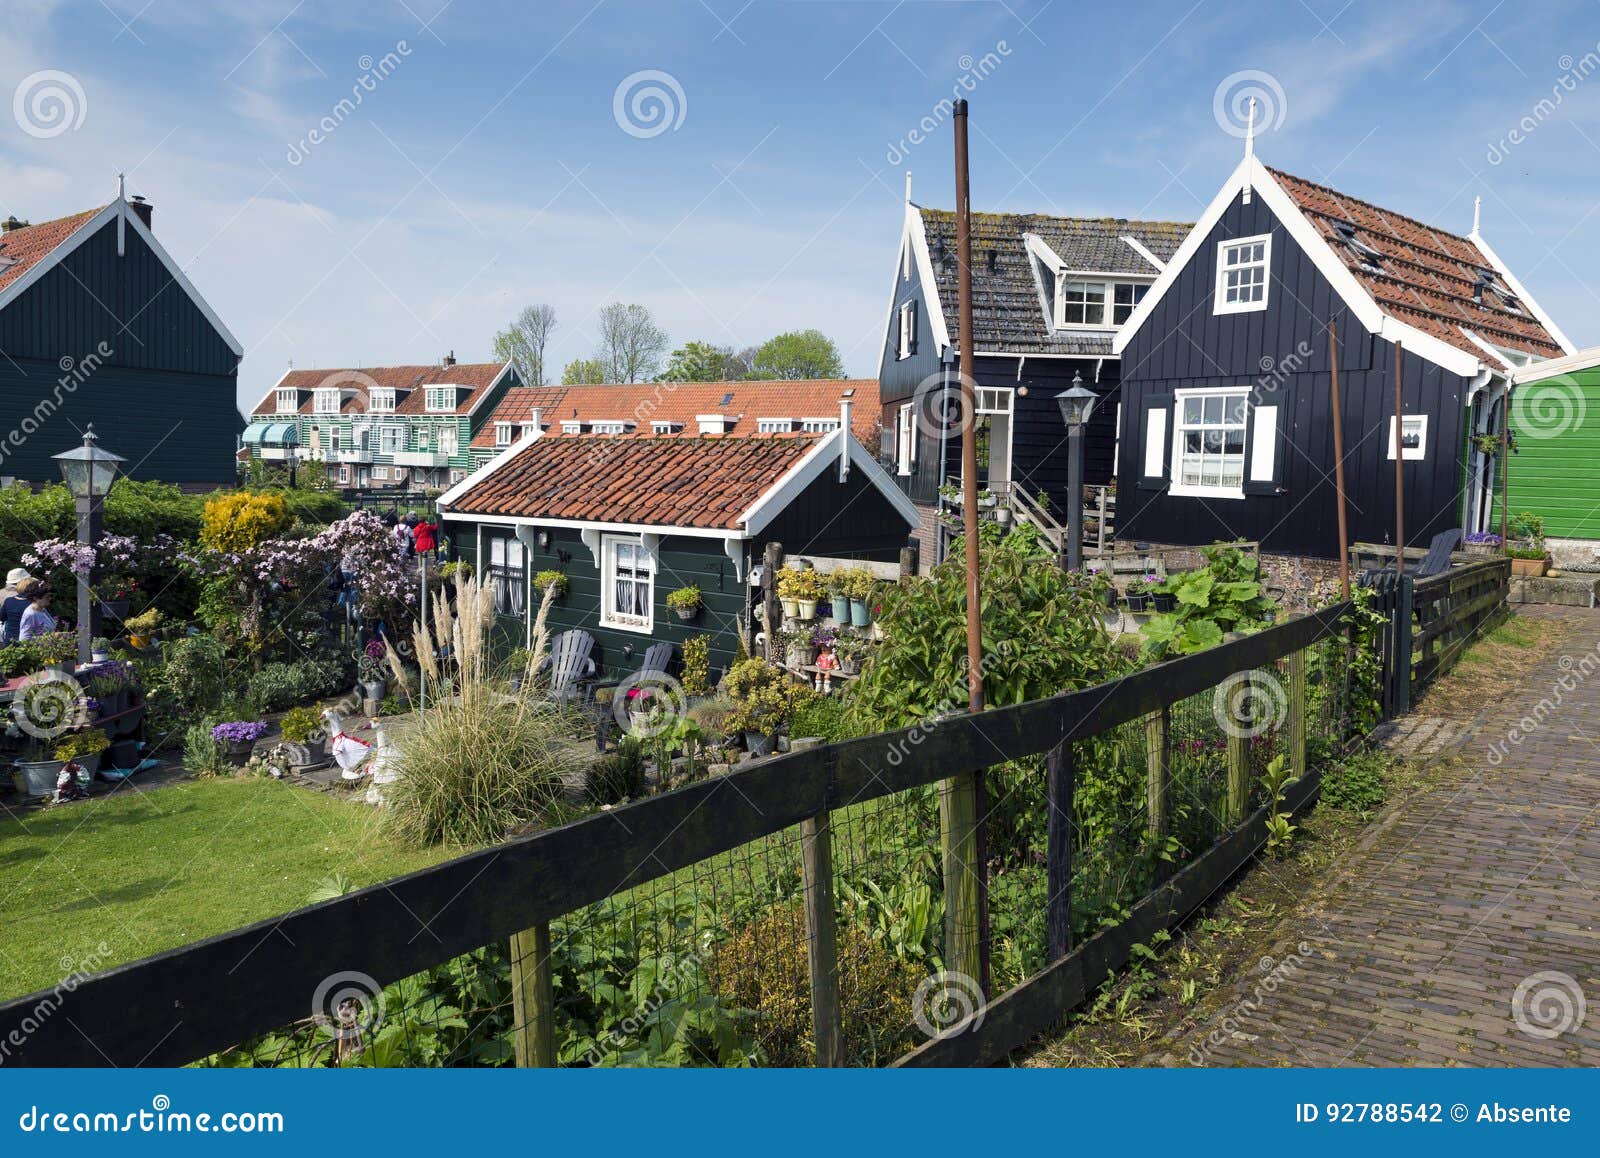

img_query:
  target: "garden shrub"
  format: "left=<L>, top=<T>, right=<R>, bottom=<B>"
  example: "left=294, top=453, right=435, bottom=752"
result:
left=1320, top=749, right=1389, bottom=815
left=245, top=659, right=349, bottom=714
left=789, top=695, right=854, bottom=745
left=199, top=491, right=292, bottom=552
left=157, top=635, right=231, bottom=717
left=706, top=900, right=921, bottom=1066
left=586, top=737, right=648, bottom=805
left=1140, top=541, right=1279, bottom=659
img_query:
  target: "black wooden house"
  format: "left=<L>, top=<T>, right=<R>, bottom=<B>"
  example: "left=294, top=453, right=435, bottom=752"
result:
left=1113, top=151, right=1572, bottom=559
left=876, top=189, right=1189, bottom=562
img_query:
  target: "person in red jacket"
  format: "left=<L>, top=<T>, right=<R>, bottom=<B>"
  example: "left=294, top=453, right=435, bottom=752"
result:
left=413, top=519, right=438, bottom=554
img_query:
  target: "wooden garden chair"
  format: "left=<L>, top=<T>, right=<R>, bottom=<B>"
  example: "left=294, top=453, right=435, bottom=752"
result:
left=539, top=629, right=597, bottom=704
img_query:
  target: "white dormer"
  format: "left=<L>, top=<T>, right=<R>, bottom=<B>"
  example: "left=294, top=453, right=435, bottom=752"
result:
left=275, top=388, right=299, bottom=414
left=591, top=420, right=633, bottom=435
left=370, top=388, right=397, bottom=412
left=561, top=420, right=584, bottom=434
left=651, top=420, right=684, bottom=435
left=494, top=422, right=514, bottom=446
left=800, top=417, right=839, bottom=433
left=1055, top=275, right=1154, bottom=330
left=696, top=414, right=732, bottom=435
left=424, top=384, right=461, bottom=412
left=314, top=388, right=341, bottom=414
left=757, top=418, right=795, bottom=434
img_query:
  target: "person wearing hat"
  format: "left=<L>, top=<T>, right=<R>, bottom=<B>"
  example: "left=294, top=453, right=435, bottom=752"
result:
left=18, top=582, right=57, bottom=641
left=0, top=574, right=34, bottom=645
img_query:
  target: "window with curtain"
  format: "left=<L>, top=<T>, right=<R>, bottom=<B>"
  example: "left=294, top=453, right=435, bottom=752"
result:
left=489, top=534, right=526, bottom=616
left=1171, top=388, right=1249, bottom=497
left=602, top=536, right=653, bottom=631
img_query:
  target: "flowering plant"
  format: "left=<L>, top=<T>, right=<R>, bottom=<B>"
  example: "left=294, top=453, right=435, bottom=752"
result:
left=212, top=720, right=269, bottom=746
left=32, top=632, right=78, bottom=666
left=1464, top=531, right=1502, bottom=545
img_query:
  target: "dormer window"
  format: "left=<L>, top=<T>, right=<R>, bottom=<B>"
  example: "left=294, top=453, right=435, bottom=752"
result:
left=697, top=414, right=731, bottom=435
left=561, top=421, right=584, bottom=434
left=276, top=388, right=298, bottom=414
left=1213, top=234, right=1272, bottom=315
left=314, top=389, right=341, bottom=414
left=1055, top=279, right=1150, bottom=329
left=494, top=422, right=514, bottom=446
left=591, top=421, right=630, bottom=435
left=370, top=388, right=396, bottom=412
left=425, top=386, right=457, bottom=412
left=651, top=420, right=684, bottom=435
left=758, top=418, right=795, bottom=434
left=800, top=417, right=839, bottom=433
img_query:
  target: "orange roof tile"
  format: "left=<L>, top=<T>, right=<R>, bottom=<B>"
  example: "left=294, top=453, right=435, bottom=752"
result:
left=1268, top=168, right=1564, bottom=360
left=469, top=379, right=879, bottom=449
left=447, top=433, right=820, bottom=529
left=0, top=207, right=107, bottom=296
left=252, top=362, right=508, bottom=417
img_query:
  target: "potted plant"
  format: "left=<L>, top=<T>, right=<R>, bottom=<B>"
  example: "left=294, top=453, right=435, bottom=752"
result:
left=1151, top=576, right=1178, bottom=614
left=977, top=489, right=998, bottom=509
left=781, top=626, right=816, bottom=669
left=1125, top=575, right=1156, bottom=613
left=1472, top=432, right=1503, bottom=457
left=1463, top=531, right=1502, bottom=556
left=124, top=608, right=161, bottom=648
left=534, top=569, right=567, bottom=599
left=840, top=568, right=877, bottom=627
left=834, top=628, right=868, bottom=676
left=279, top=705, right=326, bottom=766
left=777, top=567, right=823, bottom=621
left=213, top=720, right=269, bottom=766
left=54, top=729, right=110, bottom=777
left=1507, top=543, right=1550, bottom=577
left=33, top=631, right=76, bottom=675
left=90, top=636, right=112, bottom=663
left=724, top=658, right=809, bottom=757
left=358, top=638, right=388, bottom=702
left=994, top=504, right=1012, bottom=525
left=13, top=740, right=65, bottom=797
left=87, top=666, right=128, bottom=717
left=938, top=484, right=963, bottom=506
left=666, top=585, right=703, bottom=621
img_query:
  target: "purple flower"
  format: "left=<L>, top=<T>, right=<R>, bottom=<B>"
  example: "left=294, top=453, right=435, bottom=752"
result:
left=212, top=720, right=269, bottom=745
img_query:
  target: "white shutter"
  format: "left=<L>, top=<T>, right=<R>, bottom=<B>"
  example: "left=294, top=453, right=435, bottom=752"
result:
left=1249, top=405, right=1278, bottom=483
left=1142, top=406, right=1168, bottom=478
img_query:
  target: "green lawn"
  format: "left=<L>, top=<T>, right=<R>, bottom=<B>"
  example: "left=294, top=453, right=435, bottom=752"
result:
left=0, top=779, right=457, bottom=1002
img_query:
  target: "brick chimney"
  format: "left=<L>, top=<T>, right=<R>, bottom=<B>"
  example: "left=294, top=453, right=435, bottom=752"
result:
left=128, top=196, right=152, bottom=230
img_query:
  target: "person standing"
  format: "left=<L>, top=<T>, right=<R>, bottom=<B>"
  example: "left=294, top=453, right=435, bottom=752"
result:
left=1, top=566, right=32, bottom=603
left=19, top=584, right=57, bottom=641
left=1, top=576, right=35, bottom=645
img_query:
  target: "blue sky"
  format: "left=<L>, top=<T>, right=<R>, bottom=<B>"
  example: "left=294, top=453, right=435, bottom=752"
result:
left=4, top=0, right=1599, bottom=413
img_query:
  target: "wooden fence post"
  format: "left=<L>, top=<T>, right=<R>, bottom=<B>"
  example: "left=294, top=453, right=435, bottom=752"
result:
left=1286, top=650, right=1307, bottom=781
left=1144, top=707, right=1168, bottom=839
left=1393, top=574, right=1413, bottom=716
left=509, top=924, right=555, bottom=1067
left=1226, top=675, right=1251, bottom=826
left=800, top=810, right=843, bottom=1067
left=940, top=773, right=983, bottom=985
left=761, top=542, right=783, bottom=662
left=1045, top=741, right=1075, bottom=962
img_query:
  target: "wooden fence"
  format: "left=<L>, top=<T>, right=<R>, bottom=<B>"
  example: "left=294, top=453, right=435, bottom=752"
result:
left=1362, top=557, right=1510, bottom=716
left=0, top=564, right=1510, bottom=1069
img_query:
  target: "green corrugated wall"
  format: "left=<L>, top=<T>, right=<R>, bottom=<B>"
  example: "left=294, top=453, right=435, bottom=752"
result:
left=1497, top=365, right=1600, bottom=539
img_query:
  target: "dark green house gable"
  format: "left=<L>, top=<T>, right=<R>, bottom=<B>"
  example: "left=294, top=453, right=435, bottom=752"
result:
left=0, top=201, right=241, bottom=487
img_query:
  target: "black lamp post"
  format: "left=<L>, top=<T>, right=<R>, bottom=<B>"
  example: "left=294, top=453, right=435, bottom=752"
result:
left=1055, top=372, right=1098, bottom=570
left=52, top=425, right=124, bottom=666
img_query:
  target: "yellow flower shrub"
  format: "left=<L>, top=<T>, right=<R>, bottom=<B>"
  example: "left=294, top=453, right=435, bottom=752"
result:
left=199, top=491, right=292, bottom=553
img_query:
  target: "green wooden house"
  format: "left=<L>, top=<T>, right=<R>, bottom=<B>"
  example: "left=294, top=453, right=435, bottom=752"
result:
left=437, top=422, right=920, bottom=680
left=0, top=189, right=243, bottom=488
left=1495, top=347, right=1600, bottom=568
left=244, top=357, right=519, bottom=494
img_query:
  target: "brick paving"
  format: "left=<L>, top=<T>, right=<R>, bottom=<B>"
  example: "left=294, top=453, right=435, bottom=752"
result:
left=1166, top=609, right=1600, bottom=1067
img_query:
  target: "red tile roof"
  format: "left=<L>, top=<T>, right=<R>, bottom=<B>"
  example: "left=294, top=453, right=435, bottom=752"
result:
left=1268, top=168, right=1564, bottom=360
left=251, top=362, right=508, bottom=417
left=469, top=379, right=880, bottom=449
left=446, top=433, right=820, bottom=529
left=0, top=207, right=107, bottom=296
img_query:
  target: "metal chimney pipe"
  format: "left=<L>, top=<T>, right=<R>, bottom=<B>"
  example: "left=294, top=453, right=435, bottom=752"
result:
left=838, top=397, right=852, bottom=482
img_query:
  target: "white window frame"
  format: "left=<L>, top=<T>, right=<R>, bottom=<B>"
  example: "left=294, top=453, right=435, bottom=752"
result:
left=591, top=421, right=629, bottom=435
left=1213, top=234, right=1272, bottom=315
left=1056, top=279, right=1108, bottom=328
left=897, top=301, right=916, bottom=360
left=651, top=420, right=683, bottom=434
left=600, top=534, right=654, bottom=633
left=800, top=417, right=839, bottom=433
left=1388, top=414, right=1428, bottom=461
left=1053, top=277, right=1153, bottom=330
left=378, top=424, right=406, bottom=454
left=561, top=421, right=584, bottom=434
left=757, top=418, right=795, bottom=434
left=425, top=386, right=456, bottom=412
left=976, top=387, right=1013, bottom=416
left=370, top=388, right=396, bottom=412
left=488, top=532, right=527, bottom=617
left=440, top=425, right=458, bottom=456
left=450, top=469, right=466, bottom=483
left=275, top=388, right=298, bottom=414
left=1169, top=387, right=1250, bottom=500
left=895, top=404, right=916, bottom=476
left=314, top=389, right=341, bottom=414
left=495, top=422, right=514, bottom=446
left=337, top=464, right=350, bottom=484
left=373, top=466, right=388, bottom=481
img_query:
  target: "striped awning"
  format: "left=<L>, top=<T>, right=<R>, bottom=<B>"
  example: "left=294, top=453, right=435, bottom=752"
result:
left=243, top=422, right=300, bottom=447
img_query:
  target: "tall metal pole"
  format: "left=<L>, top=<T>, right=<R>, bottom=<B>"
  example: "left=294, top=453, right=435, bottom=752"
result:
left=1392, top=340, right=1406, bottom=574
left=1066, top=426, right=1084, bottom=571
left=1500, top=398, right=1510, bottom=548
left=75, top=495, right=99, bottom=667
left=954, top=100, right=982, bottom=713
left=1328, top=318, right=1351, bottom=598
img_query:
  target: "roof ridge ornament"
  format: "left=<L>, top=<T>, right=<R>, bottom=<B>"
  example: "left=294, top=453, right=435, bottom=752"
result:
left=1471, top=194, right=1482, bottom=238
left=1242, top=97, right=1257, bottom=204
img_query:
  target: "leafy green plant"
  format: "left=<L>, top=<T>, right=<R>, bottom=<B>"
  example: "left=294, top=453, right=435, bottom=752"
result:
left=0, top=642, right=41, bottom=678
left=680, top=634, right=711, bottom=696
left=789, top=695, right=853, bottom=744
left=1139, top=542, right=1279, bottom=659
left=775, top=568, right=823, bottom=601
left=182, top=721, right=229, bottom=777
left=1506, top=543, right=1549, bottom=561
left=123, top=608, right=162, bottom=635
left=533, top=570, right=567, bottom=597
left=666, top=585, right=702, bottom=614
left=32, top=632, right=77, bottom=666
left=722, top=659, right=812, bottom=737
left=1507, top=510, right=1544, bottom=542
left=1320, top=749, right=1389, bottom=817
left=54, top=729, right=110, bottom=761
left=279, top=705, right=322, bottom=745
left=1260, top=753, right=1299, bottom=857
left=587, top=736, right=648, bottom=805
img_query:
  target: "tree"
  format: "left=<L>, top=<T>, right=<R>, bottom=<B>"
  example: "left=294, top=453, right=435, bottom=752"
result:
left=661, top=341, right=743, bottom=382
left=561, top=357, right=607, bottom=385
left=493, top=304, right=558, bottom=386
left=746, top=329, right=843, bottom=380
left=596, top=302, right=669, bottom=383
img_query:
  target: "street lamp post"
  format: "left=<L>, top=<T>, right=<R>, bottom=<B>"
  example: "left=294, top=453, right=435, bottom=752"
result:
left=1055, top=373, right=1098, bottom=571
left=53, top=426, right=125, bottom=666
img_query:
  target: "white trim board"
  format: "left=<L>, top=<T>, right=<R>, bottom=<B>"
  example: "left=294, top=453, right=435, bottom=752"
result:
left=1511, top=343, right=1600, bottom=383
left=908, top=204, right=952, bottom=353
left=1470, top=228, right=1576, bottom=356
left=1110, top=156, right=1486, bottom=379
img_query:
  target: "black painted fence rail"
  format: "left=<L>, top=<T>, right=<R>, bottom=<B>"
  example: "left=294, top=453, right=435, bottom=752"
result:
left=0, top=559, right=1506, bottom=1067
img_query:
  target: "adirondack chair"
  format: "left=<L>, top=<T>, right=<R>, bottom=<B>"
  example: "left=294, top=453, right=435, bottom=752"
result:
left=635, top=641, right=673, bottom=678
left=1416, top=528, right=1463, bottom=577
left=539, top=629, right=597, bottom=703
